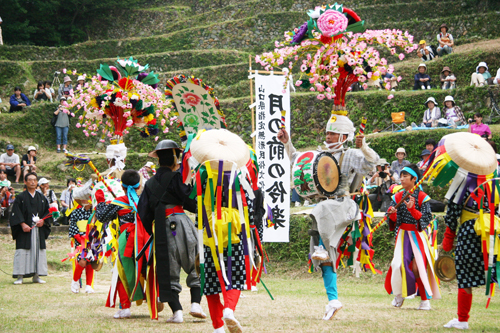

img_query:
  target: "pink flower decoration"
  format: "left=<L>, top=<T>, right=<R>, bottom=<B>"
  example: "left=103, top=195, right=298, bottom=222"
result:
left=63, top=68, right=67, bottom=74
left=76, top=123, right=81, bottom=128
left=397, top=76, right=402, bottom=82
left=317, top=94, right=325, bottom=100
left=398, top=53, right=405, bottom=60
left=295, top=80, right=303, bottom=86
left=317, top=10, right=348, bottom=37
left=155, top=136, right=159, bottom=141
left=387, top=94, right=394, bottom=100
left=182, top=92, right=202, bottom=107
left=362, top=83, right=368, bottom=90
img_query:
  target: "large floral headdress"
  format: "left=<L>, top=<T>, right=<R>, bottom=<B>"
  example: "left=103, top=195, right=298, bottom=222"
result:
left=64, top=57, right=174, bottom=142
left=256, top=2, right=416, bottom=115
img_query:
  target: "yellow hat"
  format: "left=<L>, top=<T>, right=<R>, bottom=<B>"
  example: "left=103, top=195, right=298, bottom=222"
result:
left=419, top=40, right=426, bottom=44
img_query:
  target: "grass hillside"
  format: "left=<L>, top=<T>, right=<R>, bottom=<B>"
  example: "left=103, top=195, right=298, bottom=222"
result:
left=1, top=0, right=500, bottom=184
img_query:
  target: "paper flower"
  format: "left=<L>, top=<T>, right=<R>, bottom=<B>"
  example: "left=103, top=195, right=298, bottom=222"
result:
left=292, top=22, right=309, bottom=44
left=182, top=92, right=202, bottom=107
left=317, top=10, right=348, bottom=37
left=387, top=94, right=394, bottom=100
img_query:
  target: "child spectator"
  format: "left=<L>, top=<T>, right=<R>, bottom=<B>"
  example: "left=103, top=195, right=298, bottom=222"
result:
left=0, top=169, right=11, bottom=188
left=436, top=24, right=453, bottom=56
left=75, top=75, right=85, bottom=91
left=9, top=87, right=31, bottom=113
left=416, top=40, right=435, bottom=62
left=0, top=144, right=21, bottom=183
left=440, top=66, right=456, bottom=90
left=413, top=63, right=431, bottom=90
left=45, top=81, right=56, bottom=101
left=443, top=95, right=465, bottom=127
left=422, top=97, right=441, bottom=127
left=468, top=112, right=492, bottom=139
left=54, top=97, right=72, bottom=153
left=58, top=76, right=73, bottom=100
left=425, top=139, right=436, bottom=153
left=417, top=149, right=431, bottom=171
left=33, top=81, right=52, bottom=103
left=391, top=148, right=411, bottom=180
left=470, top=62, right=493, bottom=87
left=21, top=146, right=38, bottom=178
left=380, top=67, right=398, bottom=91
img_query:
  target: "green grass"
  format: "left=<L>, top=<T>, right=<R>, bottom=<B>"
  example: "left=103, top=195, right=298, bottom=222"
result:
left=1, top=234, right=500, bottom=332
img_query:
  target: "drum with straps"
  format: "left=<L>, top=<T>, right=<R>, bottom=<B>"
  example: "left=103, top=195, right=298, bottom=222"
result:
left=292, top=151, right=340, bottom=197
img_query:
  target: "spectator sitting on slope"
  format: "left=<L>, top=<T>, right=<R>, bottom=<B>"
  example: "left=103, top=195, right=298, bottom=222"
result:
left=440, top=66, right=456, bottom=90
left=9, top=87, right=31, bottom=113
left=33, top=81, right=52, bottom=103
left=416, top=40, right=435, bottom=62
left=413, top=63, right=432, bottom=90
left=422, top=97, right=441, bottom=128
left=443, top=95, right=465, bottom=127
left=436, top=24, right=453, bottom=57
left=470, top=62, right=493, bottom=87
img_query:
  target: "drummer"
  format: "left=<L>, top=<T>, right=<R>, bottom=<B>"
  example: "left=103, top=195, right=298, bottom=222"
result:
left=278, top=111, right=379, bottom=320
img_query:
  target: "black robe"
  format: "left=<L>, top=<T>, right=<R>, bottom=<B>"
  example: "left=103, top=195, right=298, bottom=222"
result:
left=10, top=190, right=50, bottom=250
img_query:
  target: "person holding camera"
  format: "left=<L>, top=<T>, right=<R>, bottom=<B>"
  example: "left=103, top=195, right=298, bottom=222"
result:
left=468, top=112, right=492, bottom=139
left=0, top=181, right=15, bottom=223
left=368, top=159, right=395, bottom=212
left=53, top=97, right=71, bottom=153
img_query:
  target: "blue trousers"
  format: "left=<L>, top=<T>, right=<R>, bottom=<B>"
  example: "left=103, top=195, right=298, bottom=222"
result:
left=291, top=188, right=301, bottom=203
left=55, top=126, right=69, bottom=145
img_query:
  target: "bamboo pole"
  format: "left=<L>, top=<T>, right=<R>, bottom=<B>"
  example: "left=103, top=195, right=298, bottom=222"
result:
left=247, top=70, right=287, bottom=75
left=249, top=55, right=256, bottom=150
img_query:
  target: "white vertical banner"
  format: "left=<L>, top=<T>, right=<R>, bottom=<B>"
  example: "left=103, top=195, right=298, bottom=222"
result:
left=254, top=73, right=290, bottom=242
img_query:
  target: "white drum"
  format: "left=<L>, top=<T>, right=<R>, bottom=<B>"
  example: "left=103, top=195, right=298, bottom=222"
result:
left=292, top=150, right=340, bottom=197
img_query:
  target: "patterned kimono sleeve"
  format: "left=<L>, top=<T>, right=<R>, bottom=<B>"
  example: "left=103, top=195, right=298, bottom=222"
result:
left=419, top=200, right=433, bottom=230
left=95, top=202, right=120, bottom=224
left=444, top=200, right=461, bottom=232
left=68, top=212, right=80, bottom=239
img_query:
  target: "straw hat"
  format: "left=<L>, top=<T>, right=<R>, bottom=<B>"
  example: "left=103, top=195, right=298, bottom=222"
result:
left=443, top=132, right=497, bottom=175
left=395, top=147, right=406, bottom=157
left=190, top=129, right=250, bottom=171
left=441, top=66, right=451, bottom=73
left=377, top=158, right=389, bottom=166
left=63, top=76, right=72, bottom=83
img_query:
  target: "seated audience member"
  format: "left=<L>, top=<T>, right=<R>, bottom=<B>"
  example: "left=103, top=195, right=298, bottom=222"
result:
left=440, top=66, right=456, bottom=90
left=45, top=81, right=56, bottom=101
left=416, top=40, right=435, bottom=62
left=493, top=68, right=500, bottom=85
left=0, top=145, right=21, bottom=183
left=425, top=139, right=437, bottom=153
left=9, top=87, right=31, bottom=113
left=37, top=177, right=60, bottom=226
left=443, top=95, right=465, bottom=127
left=0, top=169, right=11, bottom=187
left=436, top=24, right=453, bottom=56
left=368, top=159, right=395, bottom=212
left=417, top=149, right=431, bottom=171
left=380, top=67, right=398, bottom=91
left=21, top=146, right=38, bottom=178
left=414, top=63, right=431, bottom=90
left=422, top=97, right=441, bottom=127
left=391, top=147, right=411, bottom=180
left=75, top=75, right=85, bottom=91
left=58, top=76, right=73, bottom=100
left=33, top=81, right=52, bottom=103
left=468, top=112, right=492, bottom=139
left=470, top=62, right=493, bottom=87
left=59, top=178, right=76, bottom=225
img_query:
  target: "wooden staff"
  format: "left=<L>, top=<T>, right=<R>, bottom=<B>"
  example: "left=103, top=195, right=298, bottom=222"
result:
left=249, top=55, right=255, bottom=150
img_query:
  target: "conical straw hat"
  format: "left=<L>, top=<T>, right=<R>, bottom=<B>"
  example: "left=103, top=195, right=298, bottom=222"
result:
left=190, top=129, right=250, bottom=171
left=443, top=132, right=497, bottom=175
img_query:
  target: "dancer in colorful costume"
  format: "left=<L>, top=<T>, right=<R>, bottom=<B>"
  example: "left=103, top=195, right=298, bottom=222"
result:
left=137, top=139, right=206, bottom=322
left=68, top=182, right=95, bottom=294
left=426, top=132, right=499, bottom=330
left=385, top=164, right=440, bottom=310
left=280, top=111, right=378, bottom=319
left=95, top=169, right=147, bottom=319
left=182, top=129, right=264, bottom=333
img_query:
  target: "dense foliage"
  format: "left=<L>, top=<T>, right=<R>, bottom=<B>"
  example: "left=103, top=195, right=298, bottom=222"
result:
left=1, top=0, right=140, bottom=46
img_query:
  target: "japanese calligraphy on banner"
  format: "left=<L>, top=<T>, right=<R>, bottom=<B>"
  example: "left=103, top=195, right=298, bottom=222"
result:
left=254, top=73, right=291, bottom=242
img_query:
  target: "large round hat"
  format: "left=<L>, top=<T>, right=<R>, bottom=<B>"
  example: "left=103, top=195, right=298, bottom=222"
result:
left=442, top=132, right=496, bottom=175
left=190, top=129, right=250, bottom=171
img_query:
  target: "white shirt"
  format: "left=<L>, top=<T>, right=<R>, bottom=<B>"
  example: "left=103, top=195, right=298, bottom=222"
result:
left=494, top=68, right=500, bottom=85
left=0, top=153, right=20, bottom=170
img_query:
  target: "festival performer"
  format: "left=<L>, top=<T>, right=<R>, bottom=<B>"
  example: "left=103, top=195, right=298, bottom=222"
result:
left=279, top=112, right=379, bottom=319
left=95, top=169, right=147, bottom=319
left=137, top=140, right=207, bottom=323
left=68, top=183, right=95, bottom=294
left=385, top=164, right=440, bottom=310
left=181, top=129, right=264, bottom=333
left=10, top=172, right=50, bottom=285
left=434, top=134, right=499, bottom=330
